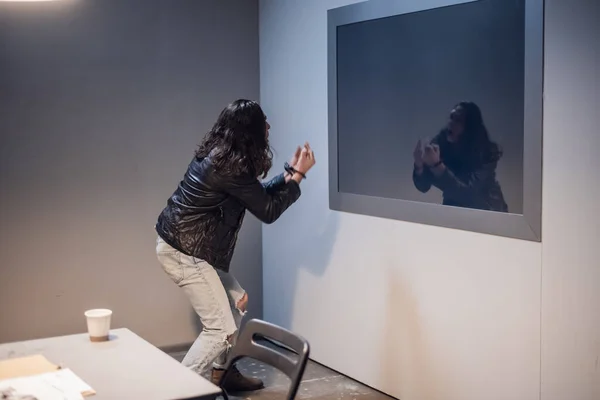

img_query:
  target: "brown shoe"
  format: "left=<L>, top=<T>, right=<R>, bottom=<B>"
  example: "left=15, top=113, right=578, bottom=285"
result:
left=211, top=365, right=265, bottom=393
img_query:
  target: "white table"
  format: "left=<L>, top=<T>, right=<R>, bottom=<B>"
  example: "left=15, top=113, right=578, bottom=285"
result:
left=0, top=328, right=221, bottom=400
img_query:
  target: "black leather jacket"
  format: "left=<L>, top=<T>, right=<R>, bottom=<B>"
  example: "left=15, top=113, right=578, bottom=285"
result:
left=156, top=156, right=301, bottom=272
left=412, top=133, right=508, bottom=213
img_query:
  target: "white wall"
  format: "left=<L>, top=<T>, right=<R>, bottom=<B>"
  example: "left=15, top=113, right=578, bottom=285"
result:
left=0, top=0, right=262, bottom=348
left=541, top=0, right=600, bottom=399
left=260, top=1, right=599, bottom=399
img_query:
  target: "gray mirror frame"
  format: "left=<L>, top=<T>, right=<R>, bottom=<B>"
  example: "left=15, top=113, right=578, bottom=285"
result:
left=328, top=0, right=543, bottom=242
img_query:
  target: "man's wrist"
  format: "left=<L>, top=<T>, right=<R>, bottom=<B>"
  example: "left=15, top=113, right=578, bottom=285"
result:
left=284, top=170, right=304, bottom=184
left=291, top=172, right=304, bottom=184
left=285, top=162, right=306, bottom=181
left=284, top=172, right=292, bottom=183
left=431, top=162, right=446, bottom=176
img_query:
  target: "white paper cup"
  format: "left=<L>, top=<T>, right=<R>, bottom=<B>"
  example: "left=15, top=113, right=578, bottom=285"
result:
left=84, top=309, right=112, bottom=342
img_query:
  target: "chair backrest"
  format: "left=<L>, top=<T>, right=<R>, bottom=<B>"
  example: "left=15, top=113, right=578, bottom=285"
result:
left=220, top=319, right=310, bottom=400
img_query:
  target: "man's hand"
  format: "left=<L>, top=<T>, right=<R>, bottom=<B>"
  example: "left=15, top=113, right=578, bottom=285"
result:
left=423, top=144, right=441, bottom=167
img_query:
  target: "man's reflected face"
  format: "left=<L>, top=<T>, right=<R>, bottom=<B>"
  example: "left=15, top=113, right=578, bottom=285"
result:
left=448, top=105, right=466, bottom=137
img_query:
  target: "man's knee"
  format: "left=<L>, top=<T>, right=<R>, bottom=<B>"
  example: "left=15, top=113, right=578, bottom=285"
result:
left=236, top=293, right=248, bottom=313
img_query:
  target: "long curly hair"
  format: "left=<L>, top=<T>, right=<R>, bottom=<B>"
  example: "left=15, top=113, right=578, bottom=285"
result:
left=441, top=101, right=502, bottom=165
left=196, top=99, right=273, bottom=178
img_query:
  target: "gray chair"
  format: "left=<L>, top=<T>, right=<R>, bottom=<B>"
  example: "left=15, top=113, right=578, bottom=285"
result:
left=219, top=319, right=310, bottom=400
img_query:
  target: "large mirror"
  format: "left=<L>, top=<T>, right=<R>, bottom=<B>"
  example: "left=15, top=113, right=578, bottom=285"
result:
left=328, top=0, right=543, bottom=241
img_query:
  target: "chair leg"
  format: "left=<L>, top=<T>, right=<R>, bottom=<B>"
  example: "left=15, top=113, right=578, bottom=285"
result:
left=217, top=370, right=229, bottom=399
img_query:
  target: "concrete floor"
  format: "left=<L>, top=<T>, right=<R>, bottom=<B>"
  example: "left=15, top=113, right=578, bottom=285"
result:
left=170, top=350, right=394, bottom=400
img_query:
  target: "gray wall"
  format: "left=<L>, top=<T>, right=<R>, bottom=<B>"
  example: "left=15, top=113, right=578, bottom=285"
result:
left=260, top=0, right=599, bottom=399
left=0, top=0, right=262, bottom=348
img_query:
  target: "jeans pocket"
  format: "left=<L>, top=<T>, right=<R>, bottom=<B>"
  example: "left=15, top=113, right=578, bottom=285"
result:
left=157, top=250, right=184, bottom=284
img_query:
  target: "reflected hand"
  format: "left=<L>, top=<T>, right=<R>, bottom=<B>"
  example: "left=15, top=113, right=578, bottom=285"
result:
left=422, top=144, right=441, bottom=167
left=413, top=140, right=424, bottom=168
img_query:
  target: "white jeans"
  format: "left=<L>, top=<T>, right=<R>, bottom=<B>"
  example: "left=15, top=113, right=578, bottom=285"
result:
left=156, top=237, right=246, bottom=378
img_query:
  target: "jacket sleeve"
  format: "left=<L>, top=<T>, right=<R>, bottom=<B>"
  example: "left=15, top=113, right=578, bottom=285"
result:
left=262, top=173, right=286, bottom=195
left=413, top=167, right=433, bottom=193
left=224, top=174, right=301, bottom=224
left=432, top=162, right=497, bottom=201
left=413, top=134, right=443, bottom=193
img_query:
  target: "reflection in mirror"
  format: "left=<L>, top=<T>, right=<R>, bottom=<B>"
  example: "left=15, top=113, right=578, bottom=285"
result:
left=412, top=102, right=508, bottom=213
left=336, top=0, right=525, bottom=215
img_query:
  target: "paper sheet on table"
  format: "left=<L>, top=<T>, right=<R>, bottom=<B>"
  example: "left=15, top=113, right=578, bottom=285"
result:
left=0, top=355, right=59, bottom=380
left=0, top=368, right=95, bottom=400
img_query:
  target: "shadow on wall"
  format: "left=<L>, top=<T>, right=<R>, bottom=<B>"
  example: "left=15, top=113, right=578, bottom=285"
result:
left=379, top=270, right=434, bottom=400
left=266, top=197, right=341, bottom=330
